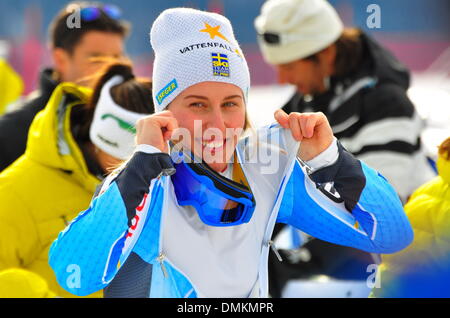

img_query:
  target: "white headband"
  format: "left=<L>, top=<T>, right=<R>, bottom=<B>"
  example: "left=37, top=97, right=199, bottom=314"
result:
left=89, top=75, right=147, bottom=160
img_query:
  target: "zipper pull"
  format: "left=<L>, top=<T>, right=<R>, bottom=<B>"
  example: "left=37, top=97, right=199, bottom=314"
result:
left=157, top=253, right=169, bottom=278
left=298, top=158, right=314, bottom=176
left=268, top=240, right=283, bottom=262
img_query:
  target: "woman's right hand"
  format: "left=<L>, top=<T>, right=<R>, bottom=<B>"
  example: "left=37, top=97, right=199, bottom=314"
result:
left=135, top=110, right=179, bottom=153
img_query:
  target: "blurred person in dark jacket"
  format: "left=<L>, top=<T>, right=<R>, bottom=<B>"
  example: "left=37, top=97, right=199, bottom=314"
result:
left=255, top=0, right=434, bottom=297
left=0, top=2, right=129, bottom=172
left=255, top=0, right=435, bottom=202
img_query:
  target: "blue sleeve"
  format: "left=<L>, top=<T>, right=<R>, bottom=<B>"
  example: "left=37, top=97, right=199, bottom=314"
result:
left=48, top=151, right=174, bottom=296
left=277, top=141, right=413, bottom=254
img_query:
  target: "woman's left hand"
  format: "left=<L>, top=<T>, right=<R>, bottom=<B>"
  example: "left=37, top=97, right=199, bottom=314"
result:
left=274, top=109, right=334, bottom=161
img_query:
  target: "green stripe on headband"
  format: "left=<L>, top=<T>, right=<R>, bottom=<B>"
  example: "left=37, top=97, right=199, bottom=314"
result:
left=101, top=113, right=136, bottom=134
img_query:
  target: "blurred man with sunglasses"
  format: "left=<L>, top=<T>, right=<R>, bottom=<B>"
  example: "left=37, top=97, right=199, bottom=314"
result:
left=255, top=0, right=435, bottom=298
left=255, top=0, right=435, bottom=202
left=0, top=2, right=129, bottom=172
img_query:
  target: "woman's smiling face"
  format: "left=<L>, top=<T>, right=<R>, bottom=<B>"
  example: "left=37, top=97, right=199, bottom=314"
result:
left=168, top=81, right=246, bottom=172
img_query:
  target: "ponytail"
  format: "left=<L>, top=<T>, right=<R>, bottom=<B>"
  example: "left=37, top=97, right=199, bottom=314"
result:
left=89, top=62, right=136, bottom=105
left=75, top=60, right=153, bottom=142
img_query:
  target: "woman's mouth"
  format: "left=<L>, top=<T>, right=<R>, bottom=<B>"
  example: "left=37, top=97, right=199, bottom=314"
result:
left=192, top=137, right=234, bottom=162
left=201, top=139, right=228, bottom=156
left=202, top=139, right=225, bottom=151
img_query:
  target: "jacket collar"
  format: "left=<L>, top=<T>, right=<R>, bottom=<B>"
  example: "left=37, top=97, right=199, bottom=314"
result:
left=25, top=82, right=100, bottom=192
left=38, top=68, right=60, bottom=99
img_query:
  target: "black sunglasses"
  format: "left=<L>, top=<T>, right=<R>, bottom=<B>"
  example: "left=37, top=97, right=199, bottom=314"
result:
left=258, top=32, right=281, bottom=45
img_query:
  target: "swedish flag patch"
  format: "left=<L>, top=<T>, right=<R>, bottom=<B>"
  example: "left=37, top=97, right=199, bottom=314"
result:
left=211, top=53, right=230, bottom=77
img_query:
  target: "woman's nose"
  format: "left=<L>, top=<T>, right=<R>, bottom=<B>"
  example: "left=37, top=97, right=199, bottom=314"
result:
left=204, top=109, right=227, bottom=136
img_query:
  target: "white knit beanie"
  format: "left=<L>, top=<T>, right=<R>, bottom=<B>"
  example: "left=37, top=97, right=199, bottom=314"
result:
left=255, top=0, right=344, bottom=65
left=150, top=8, right=250, bottom=112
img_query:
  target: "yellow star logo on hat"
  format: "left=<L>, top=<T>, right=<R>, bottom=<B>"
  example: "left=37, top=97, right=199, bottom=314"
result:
left=200, top=22, right=229, bottom=42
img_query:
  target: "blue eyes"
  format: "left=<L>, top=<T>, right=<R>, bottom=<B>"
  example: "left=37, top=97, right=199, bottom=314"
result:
left=189, top=102, right=204, bottom=108
left=189, top=102, right=238, bottom=108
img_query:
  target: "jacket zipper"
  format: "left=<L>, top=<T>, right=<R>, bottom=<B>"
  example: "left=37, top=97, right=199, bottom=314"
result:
left=154, top=176, right=206, bottom=297
left=154, top=177, right=169, bottom=280
left=157, top=253, right=169, bottom=278
left=258, top=135, right=299, bottom=296
left=268, top=240, right=283, bottom=262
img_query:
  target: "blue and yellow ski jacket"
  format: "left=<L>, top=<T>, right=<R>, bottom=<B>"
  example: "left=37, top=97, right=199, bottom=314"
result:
left=49, top=126, right=413, bottom=297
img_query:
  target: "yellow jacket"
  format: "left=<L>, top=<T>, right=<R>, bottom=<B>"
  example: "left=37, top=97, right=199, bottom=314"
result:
left=0, top=82, right=102, bottom=297
left=0, top=268, right=56, bottom=298
left=0, top=58, right=24, bottom=114
left=372, top=152, right=450, bottom=297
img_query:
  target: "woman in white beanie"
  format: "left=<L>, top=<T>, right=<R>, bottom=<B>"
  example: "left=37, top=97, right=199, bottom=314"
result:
left=49, top=8, right=413, bottom=298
